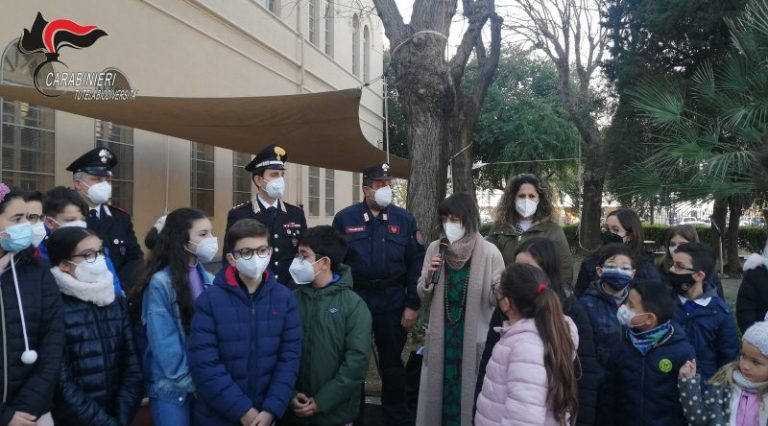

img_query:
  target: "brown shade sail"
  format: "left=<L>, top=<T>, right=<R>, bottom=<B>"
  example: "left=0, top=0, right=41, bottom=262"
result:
left=0, top=84, right=408, bottom=178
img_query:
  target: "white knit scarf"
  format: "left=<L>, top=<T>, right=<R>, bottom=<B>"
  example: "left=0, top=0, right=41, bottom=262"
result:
left=50, top=266, right=115, bottom=307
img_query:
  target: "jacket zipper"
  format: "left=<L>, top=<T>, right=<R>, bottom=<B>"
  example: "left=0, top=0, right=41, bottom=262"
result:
left=91, top=304, right=112, bottom=404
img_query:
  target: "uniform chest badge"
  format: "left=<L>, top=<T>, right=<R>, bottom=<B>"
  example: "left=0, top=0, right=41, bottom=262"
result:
left=389, top=225, right=400, bottom=235
left=345, top=226, right=366, bottom=233
left=329, top=307, right=339, bottom=314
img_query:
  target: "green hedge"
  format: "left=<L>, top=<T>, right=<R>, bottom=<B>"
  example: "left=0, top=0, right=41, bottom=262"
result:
left=483, top=223, right=766, bottom=253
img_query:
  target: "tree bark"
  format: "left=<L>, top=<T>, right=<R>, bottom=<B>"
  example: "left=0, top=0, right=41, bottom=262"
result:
left=373, top=0, right=501, bottom=239
left=710, top=197, right=728, bottom=269
left=725, top=196, right=744, bottom=276
left=579, top=147, right=606, bottom=251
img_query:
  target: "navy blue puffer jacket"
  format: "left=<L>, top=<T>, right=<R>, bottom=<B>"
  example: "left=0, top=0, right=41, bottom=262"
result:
left=605, top=323, right=695, bottom=426
left=0, top=252, right=64, bottom=425
left=188, top=266, right=302, bottom=425
left=52, top=296, right=143, bottom=426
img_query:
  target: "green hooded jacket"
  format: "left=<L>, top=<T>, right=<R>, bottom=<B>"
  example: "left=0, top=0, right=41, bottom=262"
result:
left=486, top=220, right=574, bottom=284
left=284, top=265, right=372, bottom=425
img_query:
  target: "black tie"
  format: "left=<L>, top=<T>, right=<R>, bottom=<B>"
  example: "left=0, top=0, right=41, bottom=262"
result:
left=90, top=209, right=98, bottom=220
left=267, top=206, right=277, bottom=214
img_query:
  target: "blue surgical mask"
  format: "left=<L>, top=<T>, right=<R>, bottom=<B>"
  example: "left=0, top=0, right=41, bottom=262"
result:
left=0, top=222, right=33, bottom=252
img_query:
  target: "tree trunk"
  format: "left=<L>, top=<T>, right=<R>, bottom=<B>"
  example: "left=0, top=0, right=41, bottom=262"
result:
left=710, top=197, right=728, bottom=270
left=396, top=42, right=454, bottom=241
left=579, top=146, right=606, bottom=252
left=451, top=95, right=479, bottom=196
left=725, top=197, right=743, bottom=276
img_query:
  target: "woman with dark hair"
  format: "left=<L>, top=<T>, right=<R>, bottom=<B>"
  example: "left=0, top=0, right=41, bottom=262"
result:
left=416, top=192, right=505, bottom=426
left=660, top=224, right=724, bottom=298
left=475, top=237, right=601, bottom=426
left=574, top=208, right=661, bottom=296
left=128, top=208, right=215, bottom=425
left=0, top=184, right=64, bottom=426
left=488, top=174, right=574, bottom=284
left=47, top=227, right=143, bottom=425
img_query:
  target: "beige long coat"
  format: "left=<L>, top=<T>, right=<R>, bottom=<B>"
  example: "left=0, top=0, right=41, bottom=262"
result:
left=415, top=235, right=505, bottom=426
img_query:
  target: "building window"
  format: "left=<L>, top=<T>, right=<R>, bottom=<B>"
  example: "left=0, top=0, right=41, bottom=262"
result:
left=191, top=143, right=215, bottom=216
left=309, top=0, right=318, bottom=45
left=325, top=169, right=335, bottom=216
left=95, top=70, right=134, bottom=212
left=233, top=152, right=253, bottom=206
left=352, top=172, right=360, bottom=203
left=363, top=26, right=370, bottom=82
left=0, top=41, right=55, bottom=192
left=324, top=1, right=334, bottom=56
left=267, top=0, right=279, bottom=14
left=352, top=15, right=360, bottom=77
left=308, top=166, right=320, bottom=216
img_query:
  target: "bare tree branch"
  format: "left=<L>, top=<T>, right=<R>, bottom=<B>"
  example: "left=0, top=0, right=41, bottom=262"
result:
left=372, top=0, right=407, bottom=43
left=450, top=0, right=494, bottom=83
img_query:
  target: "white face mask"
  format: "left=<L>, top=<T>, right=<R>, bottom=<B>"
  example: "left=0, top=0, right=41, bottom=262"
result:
left=373, top=186, right=392, bottom=209
left=54, top=219, right=88, bottom=229
left=443, top=222, right=466, bottom=244
left=668, top=245, right=678, bottom=257
left=235, top=256, right=271, bottom=279
left=83, top=181, right=112, bottom=205
left=289, top=257, right=321, bottom=285
left=264, top=177, right=285, bottom=199
left=189, top=236, right=218, bottom=262
left=68, top=254, right=109, bottom=283
left=31, top=222, right=47, bottom=247
left=515, top=198, right=538, bottom=218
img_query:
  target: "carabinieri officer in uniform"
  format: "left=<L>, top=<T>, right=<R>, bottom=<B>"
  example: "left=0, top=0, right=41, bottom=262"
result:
left=332, top=162, right=425, bottom=426
left=225, top=144, right=307, bottom=287
left=69, top=147, right=144, bottom=292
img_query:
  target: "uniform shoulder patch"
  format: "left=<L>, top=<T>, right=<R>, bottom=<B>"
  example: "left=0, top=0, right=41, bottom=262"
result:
left=232, top=201, right=251, bottom=209
left=108, top=204, right=129, bottom=215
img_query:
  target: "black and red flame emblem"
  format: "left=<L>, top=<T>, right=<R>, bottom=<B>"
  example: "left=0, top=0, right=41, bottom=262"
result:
left=17, top=13, right=107, bottom=96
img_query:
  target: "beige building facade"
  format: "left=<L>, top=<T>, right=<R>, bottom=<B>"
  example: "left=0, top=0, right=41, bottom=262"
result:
left=0, top=0, right=384, bottom=240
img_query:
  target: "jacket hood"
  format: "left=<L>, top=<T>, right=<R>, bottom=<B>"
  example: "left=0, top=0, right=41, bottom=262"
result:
left=294, top=264, right=352, bottom=296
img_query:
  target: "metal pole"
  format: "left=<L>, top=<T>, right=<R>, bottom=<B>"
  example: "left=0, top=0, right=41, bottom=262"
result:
left=383, top=74, right=390, bottom=164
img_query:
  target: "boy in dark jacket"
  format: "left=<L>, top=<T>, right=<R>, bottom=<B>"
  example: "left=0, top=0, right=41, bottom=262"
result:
left=580, top=243, right=636, bottom=368
left=188, top=219, right=302, bottom=426
left=607, top=279, right=696, bottom=426
left=670, top=243, right=738, bottom=381
left=283, top=226, right=372, bottom=425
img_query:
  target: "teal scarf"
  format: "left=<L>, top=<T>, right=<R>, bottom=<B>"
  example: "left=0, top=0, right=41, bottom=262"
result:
left=629, top=321, right=671, bottom=355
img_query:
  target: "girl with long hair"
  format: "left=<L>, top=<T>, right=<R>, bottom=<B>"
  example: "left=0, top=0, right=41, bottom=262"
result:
left=476, top=237, right=600, bottom=426
left=128, top=208, right=215, bottom=425
left=475, top=263, right=579, bottom=425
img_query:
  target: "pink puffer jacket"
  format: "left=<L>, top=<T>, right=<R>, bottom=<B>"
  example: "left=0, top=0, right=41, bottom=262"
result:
left=475, top=316, right=579, bottom=426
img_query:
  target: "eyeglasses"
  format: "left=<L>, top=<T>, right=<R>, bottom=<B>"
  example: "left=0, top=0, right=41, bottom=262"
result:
left=671, top=263, right=698, bottom=273
left=231, top=246, right=272, bottom=259
left=602, top=263, right=634, bottom=273
left=70, top=249, right=104, bottom=263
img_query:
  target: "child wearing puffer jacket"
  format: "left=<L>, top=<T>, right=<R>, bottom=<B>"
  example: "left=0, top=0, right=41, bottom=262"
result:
left=678, top=320, right=768, bottom=426
left=475, top=263, right=579, bottom=426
